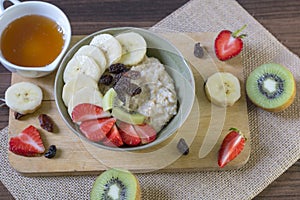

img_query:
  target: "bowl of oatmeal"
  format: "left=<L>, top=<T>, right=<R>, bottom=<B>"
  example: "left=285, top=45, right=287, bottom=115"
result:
left=54, top=27, right=195, bottom=151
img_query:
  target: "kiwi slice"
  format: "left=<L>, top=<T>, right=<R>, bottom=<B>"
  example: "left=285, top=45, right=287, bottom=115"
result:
left=112, top=107, right=145, bottom=125
left=246, top=63, right=296, bottom=112
left=90, top=168, right=141, bottom=200
left=102, top=88, right=118, bottom=111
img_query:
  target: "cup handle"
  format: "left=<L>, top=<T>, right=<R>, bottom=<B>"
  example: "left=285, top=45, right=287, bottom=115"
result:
left=0, top=0, right=20, bottom=14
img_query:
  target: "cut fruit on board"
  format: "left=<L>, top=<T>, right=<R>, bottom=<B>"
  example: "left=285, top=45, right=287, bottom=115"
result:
left=7, top=33, right=250, bottom=175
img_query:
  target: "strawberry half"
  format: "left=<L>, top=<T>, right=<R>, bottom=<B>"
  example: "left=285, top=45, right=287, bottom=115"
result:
left=102, top=125, right=124, bottom=147
left=214, top=25, right=247, bottom=61
left=71, top=103, right=111, bottom=123
left=218, top=128, right=246, bottom=168
left=134, top=124, right=157, bottom=144
left=79, top=118, right=116, bottom=142
left=9, top=125, right=45, bottom=157
left=117, top=121, right=141, bottom=146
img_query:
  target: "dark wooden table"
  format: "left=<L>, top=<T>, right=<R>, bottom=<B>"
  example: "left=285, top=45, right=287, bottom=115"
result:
left=0, top=0, right=299, bottom=199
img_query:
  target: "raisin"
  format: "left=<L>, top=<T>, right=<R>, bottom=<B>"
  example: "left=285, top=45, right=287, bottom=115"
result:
left=108, top=63, right=128, bottom=74
left=114, top=76, right=131, bottom=90
left=126, top=83, right=142, bottom=96
left=14, top=112, right=25, bottom=120
left=112, top=73, right=124, bottom=86
left=123, top=70, right=141, bottom=80
left=116, top=91, right=126, bottom=103
left=44, top=145, right=57, bottom=158
left=194, top=42, right=204, bottom=58
left=99, top=74, right=113, bottom=85
left=132, top=86, right=142, bottom=96
left=38, top=114, right=54, bottom=132
left=177, top=138, right=189, bottom=155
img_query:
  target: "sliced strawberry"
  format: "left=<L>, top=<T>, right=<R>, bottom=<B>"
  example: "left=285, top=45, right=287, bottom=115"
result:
left=102, top=125, right=124, bottom=147
left=218, top=128, right=246, bottom=168
left=79, top=118, right=116, bottom=142
left=133, top=124, right=157, bottom=144
left=9, top=125, right=45, bottom=157
left=214, top=25, right=246, bottom=61
left=117, top=121, right=141, bottom=146
left=71, top=103, right=111, bottom=123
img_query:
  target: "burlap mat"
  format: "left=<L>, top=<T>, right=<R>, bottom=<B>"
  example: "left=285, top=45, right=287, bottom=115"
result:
left=1, top=0, right=299, bottom=199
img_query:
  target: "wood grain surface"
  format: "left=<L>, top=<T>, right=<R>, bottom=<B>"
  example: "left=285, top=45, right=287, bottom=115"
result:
left=7, top=33, right=250, bottom=175
left=0, top=0, right=299, bottom=199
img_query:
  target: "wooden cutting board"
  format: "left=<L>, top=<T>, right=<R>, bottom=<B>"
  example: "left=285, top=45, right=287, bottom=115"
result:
left=7, top=33, right=250, bottom=176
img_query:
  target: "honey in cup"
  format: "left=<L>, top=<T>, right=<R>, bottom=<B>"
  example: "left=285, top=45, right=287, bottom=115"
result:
left=0, top=14, right=64, bottom=67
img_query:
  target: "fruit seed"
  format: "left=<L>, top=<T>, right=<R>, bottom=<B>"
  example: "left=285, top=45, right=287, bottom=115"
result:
left=257, top=73, right=284, bottom=99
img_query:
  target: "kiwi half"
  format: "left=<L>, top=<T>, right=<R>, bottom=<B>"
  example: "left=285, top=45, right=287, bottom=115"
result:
left=246, top=63, right=296, bottom=112
left=90, top=168, right=141, bottom=200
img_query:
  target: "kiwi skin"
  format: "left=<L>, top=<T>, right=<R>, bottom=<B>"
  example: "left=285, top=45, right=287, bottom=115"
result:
left=90, top=168, right=141, bottom=200
left=246, top=63, right=296, bottom=112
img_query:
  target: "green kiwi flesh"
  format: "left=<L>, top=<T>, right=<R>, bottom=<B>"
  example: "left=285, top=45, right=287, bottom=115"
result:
left=112, top=107, right=145, bottom=125
left=90, top=168, right=140, bottom=200
left=246, top=63, right=295, bottom=111
left=102, top=88, right=118, bottom=111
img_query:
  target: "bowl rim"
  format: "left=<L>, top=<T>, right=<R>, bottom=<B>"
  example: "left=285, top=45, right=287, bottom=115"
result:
left=54, top=26, right=195, bottom=151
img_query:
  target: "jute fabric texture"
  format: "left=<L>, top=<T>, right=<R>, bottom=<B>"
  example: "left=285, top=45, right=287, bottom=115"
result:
left=1, top=0, right=299, bottom=199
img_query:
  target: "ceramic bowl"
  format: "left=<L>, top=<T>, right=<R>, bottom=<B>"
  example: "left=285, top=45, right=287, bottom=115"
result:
left=54, top=27, right=195, bottom=151
left=0, top=0, right=71, bottom=78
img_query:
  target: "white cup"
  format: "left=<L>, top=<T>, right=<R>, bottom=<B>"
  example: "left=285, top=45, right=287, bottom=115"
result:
left=0, top=0, right=71, bottom=78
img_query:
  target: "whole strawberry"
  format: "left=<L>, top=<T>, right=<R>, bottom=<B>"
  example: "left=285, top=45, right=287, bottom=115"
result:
left=214, top=25, right=247, bottom=61
left=218, top=128, right=246, bottom=168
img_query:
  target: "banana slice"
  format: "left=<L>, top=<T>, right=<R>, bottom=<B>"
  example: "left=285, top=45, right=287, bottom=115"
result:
left=115, top=32, right=147, bottom=65
left=90, top=34, right=122, bottom=66
left=63, top=55, right=102, bottom=83
left=205, top=72, right=241, bottom=107
left=75, top=45, right=107, bottom=73
left=5, top=82, right=43, bottom=114
left=62, top=74, right=99, bottom=107
left=67, top=86, right=103, bottom=117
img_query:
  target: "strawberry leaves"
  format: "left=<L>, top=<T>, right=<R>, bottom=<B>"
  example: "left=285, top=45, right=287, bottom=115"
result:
left=231, top=25, right=247, bottom=39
